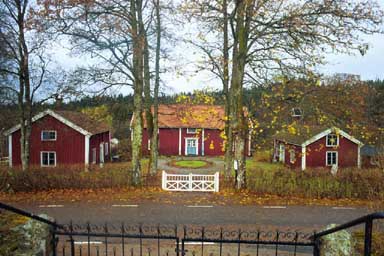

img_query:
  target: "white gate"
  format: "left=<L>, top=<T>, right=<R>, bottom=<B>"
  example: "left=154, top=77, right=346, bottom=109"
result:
left=162, top=171, right=219, bottom=192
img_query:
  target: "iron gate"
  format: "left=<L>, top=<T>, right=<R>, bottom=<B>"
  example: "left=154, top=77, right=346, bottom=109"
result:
left=1, top=202, right=383, bottom=256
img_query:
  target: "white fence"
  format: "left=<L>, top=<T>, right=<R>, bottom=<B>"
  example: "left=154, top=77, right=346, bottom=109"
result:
left=162, top=171, right=219, bottom=192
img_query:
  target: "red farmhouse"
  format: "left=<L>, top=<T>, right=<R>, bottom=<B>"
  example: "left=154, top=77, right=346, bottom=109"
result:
left=135, top=104, right=252, bottom=156
left=273, top=126, right=363, bottom=170
left=5, top=109, right=111, bottom=167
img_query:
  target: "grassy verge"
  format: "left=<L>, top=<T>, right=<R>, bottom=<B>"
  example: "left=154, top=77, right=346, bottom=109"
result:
left=353, top=230, right=384, bottom=255
left=0, top=160, right=152, bottom=192
left=245, top=157, right=384, bottom=200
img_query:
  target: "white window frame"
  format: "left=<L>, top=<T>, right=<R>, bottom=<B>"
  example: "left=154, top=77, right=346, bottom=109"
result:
left=41, top=130, right=57, bottom=141
left=289, top=149, right=296, bottom=164
left=92, top=148, right=97, bottom=164
left=105, top=142, right=109, bottom=155
left=40, top=151, right=56, bottom=167
left=291, top=108, right=302, bottom=117
left=185, top=137, right=199, bottom=155
left=186, top=128, right=197, bottom=134
left=326, top=151, right=338, bottom=166
left=326, top=134, right=339, bottom=147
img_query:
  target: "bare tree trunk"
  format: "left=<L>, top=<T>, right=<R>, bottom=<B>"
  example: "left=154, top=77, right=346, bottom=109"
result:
left=150, top=0, right=161, bottom=175
left=223, top=0, right=232, bottom=178
left=17, top=0, right=32, bottom=171
left=131, top=0, right=144, bottom=185
left=230, top=0, right=249, bottom=190
left=142, top=18, right=154, bottom=175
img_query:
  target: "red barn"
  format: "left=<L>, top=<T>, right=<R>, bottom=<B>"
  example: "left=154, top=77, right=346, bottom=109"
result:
left=134, top=104, right=252, bottom=156
left=4, top=109, right=111, bottom=167
left=273, top=126, right=363, bottom=170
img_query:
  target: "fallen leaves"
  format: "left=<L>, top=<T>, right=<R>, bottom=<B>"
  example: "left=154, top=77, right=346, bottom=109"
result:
left=0, top=187, right=381, bottom=210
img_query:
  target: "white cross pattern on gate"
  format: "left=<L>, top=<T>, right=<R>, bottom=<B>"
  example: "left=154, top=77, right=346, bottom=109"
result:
left=161, top=171, right=220, bottom=192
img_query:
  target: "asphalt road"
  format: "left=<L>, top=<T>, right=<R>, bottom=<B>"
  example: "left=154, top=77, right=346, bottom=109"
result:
left=9, top=202, right=373, bottom=230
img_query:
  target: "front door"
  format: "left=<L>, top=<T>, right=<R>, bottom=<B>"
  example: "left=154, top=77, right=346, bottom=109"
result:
left=186, top=138, right=198, bottom=155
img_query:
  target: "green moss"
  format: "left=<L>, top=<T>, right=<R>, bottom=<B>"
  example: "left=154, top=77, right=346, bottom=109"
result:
left=0, top=213, right=27, bottom=255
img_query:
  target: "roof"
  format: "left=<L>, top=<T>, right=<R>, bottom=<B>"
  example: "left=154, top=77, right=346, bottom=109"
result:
left=273, top=126, right=328, bottom=145
left=361, top=145, right=382, bottom=156
left=274, top=126, right=363, bottom=146
left=4, top=109, right=110, bottom=136
left=141, top=104, right=227, bottom=129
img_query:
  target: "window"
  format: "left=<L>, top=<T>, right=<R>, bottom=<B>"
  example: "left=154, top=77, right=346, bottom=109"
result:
left=291, top=108, right=303, bottom=117
left=148, top=139, right=151, bottom=150
left=187, top=128, right=197, bottom=134
left=326, top=134, right=339, bottom=147
left=326, top=151, right=338, bottom=166
left=105, top=143, right=109, bottom=155
left=41, top=130, right=56, bottom=141
left=92, top=148, right=97, bottom=164
left=41, top=152, right=56, bottom=167
left=289, top=149, right=296, bottom=164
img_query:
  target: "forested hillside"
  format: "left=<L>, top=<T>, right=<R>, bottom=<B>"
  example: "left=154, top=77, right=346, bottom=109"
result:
left=1, top=78, right=382, bottom=152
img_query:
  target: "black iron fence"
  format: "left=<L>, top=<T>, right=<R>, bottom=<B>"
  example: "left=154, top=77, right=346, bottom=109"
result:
left=1, top=201, right=383, bottom=256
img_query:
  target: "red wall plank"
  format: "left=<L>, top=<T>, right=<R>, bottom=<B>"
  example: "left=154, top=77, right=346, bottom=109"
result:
left=89, top=131, right=111, bottom=164
left=12, top=115, right=85, bottom=166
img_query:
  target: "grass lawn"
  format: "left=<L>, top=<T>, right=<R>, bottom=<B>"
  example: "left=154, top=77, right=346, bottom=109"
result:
left=172, top=160, right=208, bottom=168
left=246, top=158, right=281, bottom=172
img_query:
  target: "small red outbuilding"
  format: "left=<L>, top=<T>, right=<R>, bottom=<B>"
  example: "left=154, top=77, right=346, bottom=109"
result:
left=273, top=126, right=363, bottom=170
left=4, top=109, right=111, bottom=167
left=134, top=104, right=252, bottom=157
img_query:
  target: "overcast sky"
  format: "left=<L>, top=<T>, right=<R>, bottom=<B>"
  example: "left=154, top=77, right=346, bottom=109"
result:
left=52, top=1, right=384, bottom=95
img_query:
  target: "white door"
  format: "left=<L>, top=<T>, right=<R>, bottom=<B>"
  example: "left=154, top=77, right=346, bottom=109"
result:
left=186, top=138, right=198, bottom=155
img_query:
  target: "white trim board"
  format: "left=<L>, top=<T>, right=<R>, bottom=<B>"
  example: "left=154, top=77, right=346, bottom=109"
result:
left=178, top=128, right=182, bottom=155
left=201, top=128, right=205, bottom=156
left=302, top=127, right=363, bottom=147
left=85, top=135, right=90, bottom=165
left=4, top=109, right=92, bottom=136
left=8, top=135, right=12, bottom=167
left=301, top=146, right=306, bottom=170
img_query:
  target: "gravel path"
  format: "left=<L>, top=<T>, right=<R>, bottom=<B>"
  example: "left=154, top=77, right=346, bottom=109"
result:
left=157, top=157, right=224, bottom=174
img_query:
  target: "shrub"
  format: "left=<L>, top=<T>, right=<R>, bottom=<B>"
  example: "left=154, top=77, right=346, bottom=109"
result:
left=0, top=161, right=155, bottom=192
left=353, top=230, right=384, bottom=256
left=246, top=167, right=384, bottom=200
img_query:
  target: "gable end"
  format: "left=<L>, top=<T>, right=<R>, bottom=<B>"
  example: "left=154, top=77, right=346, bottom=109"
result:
left=4, top=109, right=92, bottom=136
left=301, top=128, right=363, bottom=147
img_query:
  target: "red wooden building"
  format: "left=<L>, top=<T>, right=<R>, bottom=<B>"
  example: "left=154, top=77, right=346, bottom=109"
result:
left=134, top=105, right=252, bottom=156
left=273, top=126, right=363, bottom=170
left=4, top=109, right=111, bottom=167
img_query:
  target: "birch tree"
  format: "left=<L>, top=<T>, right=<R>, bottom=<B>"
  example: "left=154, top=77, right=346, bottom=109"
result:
left=0, top=0, right=51, bottom=170
left=181, top=0, right=383, bottom=189
left=41, top=0, right=157, bottom=184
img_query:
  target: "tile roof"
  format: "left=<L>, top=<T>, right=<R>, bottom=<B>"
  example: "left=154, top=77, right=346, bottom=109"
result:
left=273, top=125, right=329, bottom=145
left=55, top=110, right=110, bottom=135
left=144, top=104, right=226, bottom=129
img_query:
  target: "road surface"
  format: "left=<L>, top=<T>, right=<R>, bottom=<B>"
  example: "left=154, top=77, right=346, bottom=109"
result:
left=8, top=201, right=373, bottom=230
